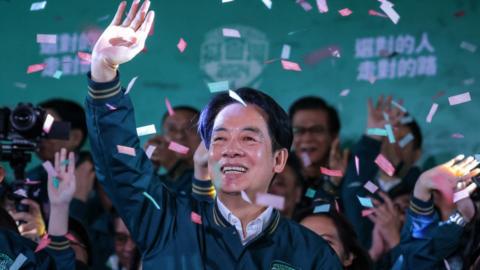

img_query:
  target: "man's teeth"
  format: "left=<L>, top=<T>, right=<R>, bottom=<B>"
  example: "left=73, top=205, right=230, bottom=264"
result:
left=222, top=166, right=247, bottom=174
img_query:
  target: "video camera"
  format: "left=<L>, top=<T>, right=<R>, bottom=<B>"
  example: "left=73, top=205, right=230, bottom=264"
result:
left=0, top=103, right=70, bottom=212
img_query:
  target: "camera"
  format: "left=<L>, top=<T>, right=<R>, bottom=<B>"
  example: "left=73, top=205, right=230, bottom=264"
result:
left=0, top=103, right=70, bottom=212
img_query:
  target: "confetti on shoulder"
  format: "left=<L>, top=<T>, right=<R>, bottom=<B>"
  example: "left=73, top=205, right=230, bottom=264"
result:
left=168, top=141, right=189, bottom=154
left=143, top=191, right=161, bottom=210
left=191, top=211, right=203, bottom=224
left=117, top=145, right=136, bottom=156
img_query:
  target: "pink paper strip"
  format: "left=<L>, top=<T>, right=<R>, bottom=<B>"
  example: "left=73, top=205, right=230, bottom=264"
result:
left=145, top=145, right=156, bottom=159
left=355, top=155, right=360, bottom=175
left=364, top=181, right=379, bottom=194
left=27, top=63, right=46, bottom=74
left=426, top=103, right=438, bottom=123
left=36, top=34, right=57, bottom=44
left=35, top=235, right=51, bottom=253
left=177, top=38, right=187, bottom=53
left=255, top=192, right=285, bottom=210
left=42, top=114, right=54, bottom=133
left=77, top=52, right=91, bottom=63
left=222, top=28, right=241, bottom=38
left=338, top=8, right=352, bottom=16
left=320, top=167, right=343, bottom=177
left=281, top=60, right=302, bottom=71
left=362, top=208, right=375, bottom=217
left=368, top=9, right=388, bottom=18
left=165, top=97, right=175, bottom=116
left=117, top=145, right=136, bottom=156
left=168, top=141, right=190, bottom=154
left=374, top=154, right=395, bottom=177
left=316, top=0, right=328, bottom=13
left=448, top=92, right=471, bottom=106
left=191, top=211, right=202, bottom=224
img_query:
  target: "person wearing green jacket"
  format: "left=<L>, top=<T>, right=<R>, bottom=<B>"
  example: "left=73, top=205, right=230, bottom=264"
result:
left=84, top=1, right=342, bottom=269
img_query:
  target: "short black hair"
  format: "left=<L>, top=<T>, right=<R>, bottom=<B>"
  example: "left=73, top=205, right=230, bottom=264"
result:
left=288, top=96, right=340, bottom=135
left=198, top=88, right=292, bottom=152
left=161, top=105, right=200, bottom=125
left=402, top=115, right=422, bottom=150
left=38, top=99, right=87, bottom=150
left=285, top=152, right=304, bottom=188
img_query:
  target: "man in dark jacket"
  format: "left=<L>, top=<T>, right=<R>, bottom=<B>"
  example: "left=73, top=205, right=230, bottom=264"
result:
left=85, top=1, right=342, bottom=269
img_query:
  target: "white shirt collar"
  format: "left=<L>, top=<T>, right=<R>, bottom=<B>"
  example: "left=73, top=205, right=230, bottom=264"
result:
left=216, top=197, right=273, bottom=245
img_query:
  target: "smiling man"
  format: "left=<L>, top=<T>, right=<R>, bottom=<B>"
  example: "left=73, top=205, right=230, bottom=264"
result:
left=84, top=0, right=341, bottom=269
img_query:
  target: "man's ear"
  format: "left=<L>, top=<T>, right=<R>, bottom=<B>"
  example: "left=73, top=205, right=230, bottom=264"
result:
left=273, top=149, right=288, bottom=174
left=342, top=252, right=355, bottom=267
left=69, top=129, right=84, bottom=150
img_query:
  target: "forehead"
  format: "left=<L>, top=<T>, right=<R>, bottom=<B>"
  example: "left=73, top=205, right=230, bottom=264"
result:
left=292, top=109, right=328, bottom=126
left=163, top=110, right=197, bottom=125
left=213, top=103, right=269, bottom=131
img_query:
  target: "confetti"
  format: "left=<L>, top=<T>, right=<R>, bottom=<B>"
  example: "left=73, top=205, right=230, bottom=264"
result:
left=281, top=60, right=302, bottom=71
left=316, top=0, right=328, bottom=13
left=379, top=0, right=400, bottom=24
left=339, top=89, right=350, bottom=96
left=136, top=124, right=157, bottom=137
left=355, top=155, right=360, bottom=175
left=106, top=103, right=117, bottom=110
left=255, top=192, right=285, bottom=210
left=222, top=28, right=241, bottom=38
left=165, top=97, right=175, bottom=116
left=448, top=92, right=471, bottom=106
left=77, top=52, right=91, bottom=63
left=384, top=124, right=396, bottom=143
left=36, top=34, right=57, bottom=44
left=25, top=178, right=41, bottom=185
left=375, top=154, right=395, bottom=177
left=320, top=167, right=343, bottom=177
left=14, top=189, right=28, bottom=198
left=368, top=9, right=388, bottom=18
left=281, top=44, right=291, bottom=59
left=168, top=141, right=190, bottom=154
left=142, top=191, right=161, bottom=210
left=463, top=78, right=475, bottom=86
left=475, top=154, right=480, bottom=162
left=222, top=0, right=234, bottom=2
left=297, top=0, right=312, bottom=11
left=460, top=41, right=477, bottom=53
left=14, top=82, right=27, bottom=89
left=400, top=115, right=413, bottom=124
left=229, top=90, right=247, bottom=107
left=301, top=152, right=312, bottom=167
left=241, top=190, right=252, bottom=204
left=262, top=0, right=272, bottom=9
left=451, top=133, right=464, bottom=139
left=426, top=103, right=438, bottom=123
left=364, top=181, right=379, bottom=194
left=208, top=80, right=229, bottom=93
left=177, top=38, right=187, bottom=53
left=9, top=253, right=27, bottom=270
left=125, top=76, right=139, bottom=95
left=97, top=14, right=110, bottom=21
left=191, top=211, right=202, bottom=224
left=313, top=204, right=331, bottom=213
left=27, top=63, right=46, bottom=74
left=361, top=208, right=375, bottom=217
left=53, top=70, right=62, bottom=79
left=145, top=145, right=156, bottom=159
left=42, top=114, right=54, bottom=133
left=42, top=161, right=57, bottom=177
left=391, top=100, right=406, bottom=112
left=304, top=45, right=340, bottom=65
left=30, top=1, right=47, bottom=11
left=117, top=145, right=136, bottom=156
left=453, top=188, right=470, bottom=203
left=367, top=128, right=387, bottom=136
left=305, top=188, right=316, bottom=198
left=65, top=233, right=78, bottom=244
left=398, top=133, right=414, bottom=148
left=338, top=8, right=352, bottom=17
left=357, top=195, right=374, bottom=208
left=35, top=234, right=51, bottom=253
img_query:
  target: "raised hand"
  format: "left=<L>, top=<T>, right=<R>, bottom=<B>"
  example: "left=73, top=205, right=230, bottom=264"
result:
left=366, top=96, right=405, bottom=140
left=368, top=192, right=401, bottom=250
left=91, top=0, right=155, bottom=82
left=10, top=199, right=46, bottom=241
left=48, top=148, right=76, bottom=206
left=414, top=155, right=480, bottom=202
left=328, top=137, right=349, bottom=186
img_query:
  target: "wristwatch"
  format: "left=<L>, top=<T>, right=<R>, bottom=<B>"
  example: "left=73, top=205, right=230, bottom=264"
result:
left=446, top=211, right=466, bottom=227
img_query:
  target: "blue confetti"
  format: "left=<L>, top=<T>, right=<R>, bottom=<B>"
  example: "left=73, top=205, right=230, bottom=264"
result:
left=208, top=81, right=229, bottom=93
left=357, top=195, right=374, bottom=208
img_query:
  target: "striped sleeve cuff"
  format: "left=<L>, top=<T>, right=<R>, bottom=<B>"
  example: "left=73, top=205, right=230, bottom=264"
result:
left=192, top=178, right=216, bottom=201
left=87, top=71, right=121, bottom=99
left=409, top=196, right=434, bottom=216
left=47, top=235, right=71, bottom=251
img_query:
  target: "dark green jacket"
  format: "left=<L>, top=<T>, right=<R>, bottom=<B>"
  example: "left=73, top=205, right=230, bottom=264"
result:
left=341, top=135, right=421, bottom=249
left=85, top=72, right=342, bottom=270
left=0, top=229, right=75, bottom=269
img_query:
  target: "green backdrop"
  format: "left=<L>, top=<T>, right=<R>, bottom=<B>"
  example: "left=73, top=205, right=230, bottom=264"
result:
left=1, top=0, right=479, bottom=175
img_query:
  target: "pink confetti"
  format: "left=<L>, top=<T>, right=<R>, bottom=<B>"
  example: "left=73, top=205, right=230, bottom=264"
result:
left=117, top=145, right=136, bottom=156
left=255, top=192, right=285, bottom=210
left=281, top=60, right=302, bottom=71
left=379, top=0, right=400, bottom=24
left=355, top=155, right=360, bottom=175
left=125, top=76, right=138, bottom=95
left=27, top=63, right=46, bottom=74
left=316, top=0, right=328, bottom=13
left=14, top=189, right=28, bottom=198
left=35, top=234, right=51, bottom=253
left=451, top=133, right=464, bottom=139
left=453, top=188, right=470, bottom=203
left=191, top=211, right=202, bottom=224
left=297, top=0, right=312, bottom=11
left=145, top=145, right=156, bottom=159
left=222, top=28, right=241, bottom=38
left=36, top=34, right=57, bottom=44
left=168, top=141, right=189, bottom=154
left=368, top=9, right=388, bottom=18
left=77, top=52, right=91, bottom=63
left=339, top=89, right=350, bottom=96
left=304, top=45, right=340, bottom=65
left=448, top=92, right=471, bottom=106
left=364, top=181, right=379, bottom=194
left=177, top=38, right=187, bottom=53
left=105, top=103, right=117, bottom=110
left=320, top=167, right=343, bottom=177
left=165, top=97, right=175, bottom=116
left=42, top=161, right=57, bottom=177
left=42, top=114, right=54, bottom=133
left=374, top=154, right=395, bottom=177
left=426, top=103, right=438, bottom=123
left=362, top=208, right=375, bottom=217
left=25, top=178, right=41, bottom=185
left=65, top=233, right=78, bottom=243
left=338, top=8, right=352, bottom=17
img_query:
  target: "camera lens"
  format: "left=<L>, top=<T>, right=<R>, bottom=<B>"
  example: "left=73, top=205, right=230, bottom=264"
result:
left=10, top=104, right=38, bottom=132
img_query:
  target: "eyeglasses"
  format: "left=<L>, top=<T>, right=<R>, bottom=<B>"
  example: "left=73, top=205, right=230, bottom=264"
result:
left=292, top=125, right=328, bottom=136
